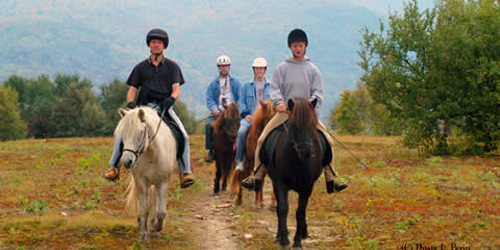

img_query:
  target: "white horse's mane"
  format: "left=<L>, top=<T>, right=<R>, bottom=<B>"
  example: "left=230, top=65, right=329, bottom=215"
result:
left=114, top=107, right=161, bottom=139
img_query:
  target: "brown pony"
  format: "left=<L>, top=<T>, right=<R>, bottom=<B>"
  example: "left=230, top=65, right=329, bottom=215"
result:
left=230, top=100, right=276, bottom=208
left=268, top=98, right=323, bottom=249
left=211, top=102, right=240, bottom=194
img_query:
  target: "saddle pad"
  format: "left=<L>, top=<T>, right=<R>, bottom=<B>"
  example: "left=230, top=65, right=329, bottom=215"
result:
left=162, top=114, right=184, bottom=159
left=259, top=124, right=285, bottom=171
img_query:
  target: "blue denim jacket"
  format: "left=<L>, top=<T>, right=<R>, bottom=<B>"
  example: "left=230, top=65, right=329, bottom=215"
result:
left=239, top=79, right=270, bottom=118
left=206, top=75, right=242, bottom=112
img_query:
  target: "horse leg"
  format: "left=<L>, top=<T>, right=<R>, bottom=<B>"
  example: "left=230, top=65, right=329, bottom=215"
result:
left=235, top=171, right=243, bottom=205
left=293, top=190, right=312, bottom=249
left=136, top=182, right=150, bottom=241
left=149, top=186, right=159, bottom=237
left=151, top=183, right=168, bottom=237
left=221, top=162, right=228, bottom=192
left=274, top=183, right=290, bottom=247
left=255, top=178, right=264, bottom=208
left=214, top=160, right=222, bottom=194
left=270, top=187, right=277, bottom=209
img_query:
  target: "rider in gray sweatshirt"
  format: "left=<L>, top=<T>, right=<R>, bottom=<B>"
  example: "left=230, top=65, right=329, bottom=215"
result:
left=270, top=57, right=323, bottom=108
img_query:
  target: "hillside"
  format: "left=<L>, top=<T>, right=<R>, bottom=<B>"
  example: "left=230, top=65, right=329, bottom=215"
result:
left=2, top=0, right=381, bottom=117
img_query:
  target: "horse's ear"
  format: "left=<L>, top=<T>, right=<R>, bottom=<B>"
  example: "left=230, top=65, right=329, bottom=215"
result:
left=287, top=99, right=295, bottom=111
left=118, top=108, right=128, bottom=117
left=138, top=109, right=146, bottom=122
left=259, top=100, right=266, bottom=107
left=310, top=98, right=318, bottom=108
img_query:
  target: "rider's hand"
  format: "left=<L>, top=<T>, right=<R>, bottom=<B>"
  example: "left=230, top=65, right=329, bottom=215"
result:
left=275, top=102, right=287, bottom=112
left=245, top=115, right=253, bottom=122
left=212, top=109, right=221, bottom=116
left=160, top=96, right=176, bottom=111
left=126, top=102, right=137, bottom=109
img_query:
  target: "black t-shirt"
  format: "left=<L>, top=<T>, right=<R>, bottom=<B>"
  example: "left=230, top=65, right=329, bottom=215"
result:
left=126, top=57, right=185, bottom=102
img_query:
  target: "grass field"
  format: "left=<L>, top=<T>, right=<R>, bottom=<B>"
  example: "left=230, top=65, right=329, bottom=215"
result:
left=0, top=135, right=499, bottom=249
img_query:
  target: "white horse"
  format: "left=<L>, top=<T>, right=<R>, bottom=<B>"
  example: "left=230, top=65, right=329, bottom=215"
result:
left=115, top=107, right=176, bottom=240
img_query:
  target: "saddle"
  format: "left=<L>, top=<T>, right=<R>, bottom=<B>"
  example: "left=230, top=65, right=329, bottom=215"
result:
left=162, top=113, right=185, bottom=160
left=259, top=123, right=332, bottom=171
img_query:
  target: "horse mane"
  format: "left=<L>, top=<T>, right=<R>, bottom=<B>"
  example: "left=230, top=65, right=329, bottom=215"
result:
left=212, top=102, right=240, bottom=133
left=289, top=98, right=318, bottom=134
left=114, top=107, right=160, bottom=138
left=247, top=100, right=275, bottom=156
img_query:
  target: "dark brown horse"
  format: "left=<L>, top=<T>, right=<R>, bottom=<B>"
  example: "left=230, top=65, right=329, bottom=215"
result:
left=230, top=100, right=276, bottom=207
left=211, top=102, right=240, bottom=194
left=267, top=98, right=324, bottom=249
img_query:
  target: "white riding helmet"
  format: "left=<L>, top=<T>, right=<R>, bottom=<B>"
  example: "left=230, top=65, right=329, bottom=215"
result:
left=216, top=55, right=231, bottom=66
left=252, top=57, right=267, bottom=67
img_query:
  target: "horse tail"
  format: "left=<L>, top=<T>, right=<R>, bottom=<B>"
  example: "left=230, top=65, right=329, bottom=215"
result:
left=125, top=175, right=139, bottom=213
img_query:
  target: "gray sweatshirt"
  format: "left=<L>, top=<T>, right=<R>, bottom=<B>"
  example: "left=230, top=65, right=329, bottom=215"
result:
left=270, top=56, right=324, bottom=108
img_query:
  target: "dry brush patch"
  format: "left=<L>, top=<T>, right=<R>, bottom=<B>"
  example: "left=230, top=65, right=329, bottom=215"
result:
left=0, top=135, right=499, bottom=249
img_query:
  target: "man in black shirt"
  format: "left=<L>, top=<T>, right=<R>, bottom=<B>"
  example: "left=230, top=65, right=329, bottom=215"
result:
left=103, top=28, right=195, bottom=188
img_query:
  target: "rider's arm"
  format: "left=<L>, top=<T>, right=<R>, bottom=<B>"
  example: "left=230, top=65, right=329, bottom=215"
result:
left=127, top=86, right=137, bottom=103
left=270, top=65, right=284, bottom=108
left=310, top=67, right=324, bottom=107
left=171, top=83, right=180, bottom=99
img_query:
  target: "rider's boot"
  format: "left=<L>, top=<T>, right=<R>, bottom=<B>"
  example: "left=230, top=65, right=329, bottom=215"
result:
left=102, top=165, right=121, bottom=181
left=205, top=150, right=216, bottom=163
left=324, top=165, right=348, bottom=193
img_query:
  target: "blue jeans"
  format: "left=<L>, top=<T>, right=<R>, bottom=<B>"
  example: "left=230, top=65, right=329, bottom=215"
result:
left=109, top=103, right=192, bottom=174
left=235, top=118, right=251, bottom=162
left=205, top=115, right=218, bottom=150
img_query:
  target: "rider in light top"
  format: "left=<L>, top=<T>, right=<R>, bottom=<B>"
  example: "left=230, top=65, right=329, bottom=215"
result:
left=234, top=57, right=271, bottom=172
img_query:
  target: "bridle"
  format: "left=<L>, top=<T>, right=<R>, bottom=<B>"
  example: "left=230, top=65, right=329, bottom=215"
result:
left=121, top=106, right=166, bottom=160
left=284, top=121, right=314, bottom=154
left=122, top=122, right=150, bottom=160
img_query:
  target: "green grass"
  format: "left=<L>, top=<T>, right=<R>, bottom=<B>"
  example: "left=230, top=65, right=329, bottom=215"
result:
left=1, top=135, right=499, bottom=249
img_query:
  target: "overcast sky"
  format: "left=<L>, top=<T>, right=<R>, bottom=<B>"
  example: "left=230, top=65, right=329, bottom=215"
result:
left=350, top=0, right=437, bottom=15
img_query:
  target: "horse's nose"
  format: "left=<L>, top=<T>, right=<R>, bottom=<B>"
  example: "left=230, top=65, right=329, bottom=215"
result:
left=123, top=159, right=133, bottom=169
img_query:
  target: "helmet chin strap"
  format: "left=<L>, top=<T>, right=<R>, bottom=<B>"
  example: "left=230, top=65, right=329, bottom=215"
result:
left=150, top=50, right=163, bottom=61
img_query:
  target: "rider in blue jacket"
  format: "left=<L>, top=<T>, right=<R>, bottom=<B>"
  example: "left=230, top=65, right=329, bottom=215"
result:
left=205, top=55, right=242, bottom=162
left=235, top=57, right=270, bottom=171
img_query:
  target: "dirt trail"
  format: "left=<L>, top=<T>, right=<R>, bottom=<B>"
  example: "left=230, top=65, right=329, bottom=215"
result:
left=188, top=192, right=240, bottom=250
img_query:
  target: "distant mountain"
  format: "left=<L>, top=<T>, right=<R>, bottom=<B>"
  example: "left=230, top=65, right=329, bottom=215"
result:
left=2, top=0, right=381, bottom=118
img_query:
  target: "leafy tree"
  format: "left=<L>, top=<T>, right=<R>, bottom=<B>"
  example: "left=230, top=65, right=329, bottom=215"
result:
left=330, top=89, right=364, bottom=135
left=359, top=0, right=499, bottom=155
left=0, top=86, right=26, bottom=140
left=99, top=79, right=129, bottom=135
left=4, top=75, right=56, bottom=138
left=52, top=82, right=106, bottom=137
left=329, top=83, right=403, bottom=135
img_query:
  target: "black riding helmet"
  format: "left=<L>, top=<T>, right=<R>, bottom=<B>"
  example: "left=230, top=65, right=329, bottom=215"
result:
left=146, top=28, right=169, bottom=49
left=287, top=28, right=308, bottom=48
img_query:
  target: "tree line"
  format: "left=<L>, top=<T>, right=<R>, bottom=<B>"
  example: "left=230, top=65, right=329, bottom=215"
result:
left=1, top=74, right=200, bottom=140
left=1, top=0, right=498, bottom=156
left=330, top=0, right=499, bottom=155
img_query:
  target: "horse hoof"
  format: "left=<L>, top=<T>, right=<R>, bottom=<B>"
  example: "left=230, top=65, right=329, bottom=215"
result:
left=275, top=242, right=291, bottom=250
left=140, top=233, right=150, bottom=241
left=235, top=199, right=242, bottom=206
left=150, top=232, right=160, bottom=238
